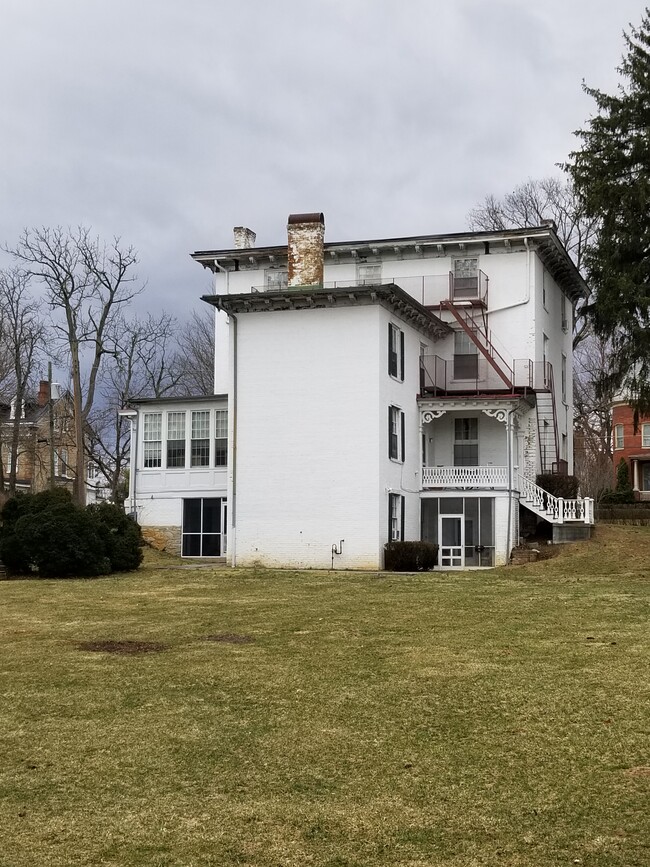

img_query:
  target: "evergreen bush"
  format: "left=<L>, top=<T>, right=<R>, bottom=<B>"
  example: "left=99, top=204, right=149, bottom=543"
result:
left=0, top=490, right=142, bottom=577
left=87, top=502, right=143, bottom=572
left=384, top=541, right=438, bottom=572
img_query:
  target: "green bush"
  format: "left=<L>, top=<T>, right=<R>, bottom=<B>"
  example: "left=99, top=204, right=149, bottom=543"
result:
left=535, top=474, right=580, bottom=499
left=384, top=541, right=438, bottom=572
left=599, top=488, right=636, bottom=504
left=87, top=502, right=143, bottom=572
left=0, top=490, right=142, bottom=578
left=615, top=457, right=632, bottom=492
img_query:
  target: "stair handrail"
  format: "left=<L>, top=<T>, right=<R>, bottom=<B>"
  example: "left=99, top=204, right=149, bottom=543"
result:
left=517, top=474, right=595, bottom=524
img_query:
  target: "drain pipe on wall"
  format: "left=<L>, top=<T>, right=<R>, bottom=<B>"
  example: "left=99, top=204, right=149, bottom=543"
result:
left=228, top=311, right=238, bottom=567
left=506, top=409, right=514, bottom=563
left=331, top=540, right=344, bottom=570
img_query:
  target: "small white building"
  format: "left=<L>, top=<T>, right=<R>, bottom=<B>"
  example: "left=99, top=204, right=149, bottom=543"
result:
left=125, top=213, right=593, bottom=567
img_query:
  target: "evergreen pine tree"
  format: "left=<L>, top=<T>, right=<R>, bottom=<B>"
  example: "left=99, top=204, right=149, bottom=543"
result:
left=567, top=10, right=650, bottom=415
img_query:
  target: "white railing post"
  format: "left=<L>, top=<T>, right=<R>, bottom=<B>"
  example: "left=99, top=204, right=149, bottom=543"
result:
left=557, top=497, right=564, bottom=524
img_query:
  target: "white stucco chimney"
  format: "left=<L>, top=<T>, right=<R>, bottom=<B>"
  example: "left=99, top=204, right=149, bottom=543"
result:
left=233, top=227, right=256, bottom=249
left=287, top=213, right=325, bottom=287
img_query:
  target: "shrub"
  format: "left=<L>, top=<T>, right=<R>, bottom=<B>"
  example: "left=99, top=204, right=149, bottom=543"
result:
left=535, top=474, right=580, bottom=499
left=384, top=541, right=438, bottom=572
left=599, top=488, right=636, bottom=505
left=615, top=457, right=632, bottom=492
left=87, top=502, right=143, bottom=572
left=0, top=490, right=141, bottom=577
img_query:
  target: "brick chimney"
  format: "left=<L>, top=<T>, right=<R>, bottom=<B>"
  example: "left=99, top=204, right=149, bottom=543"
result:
left=37, top=380, right=50, bottom=406
left=233, top=227, right=256, bottom=249
left=287, top=213, right=325, bottom=287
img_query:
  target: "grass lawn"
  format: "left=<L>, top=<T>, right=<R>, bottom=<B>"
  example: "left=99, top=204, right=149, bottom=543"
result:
left=1, top=525, right=649, bottom=867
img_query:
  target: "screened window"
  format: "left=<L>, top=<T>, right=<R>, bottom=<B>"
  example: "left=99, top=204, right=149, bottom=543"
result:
left=453, top=331, right=478, bottom=379
left=643, top=424, right=650, bottom=448
left=388, top=493, right=404, bottom=541
left=191, top=410, right=210, bottom=467
left=215, top=409, right=228, bottom=467
left=388, top=406, right=405, bottom=462
left=388, top=323, right=404, bottom=380
left=143, top=412, right=162, bottom=468
left=454, top=417, right=479, bottom=466
left=614, top=424, right=624, bottom=450
left=166, top=412, right=186, bottom=468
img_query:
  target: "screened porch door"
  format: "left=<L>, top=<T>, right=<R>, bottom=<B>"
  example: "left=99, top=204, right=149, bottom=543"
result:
left=439, top=514, right=464, bottom=568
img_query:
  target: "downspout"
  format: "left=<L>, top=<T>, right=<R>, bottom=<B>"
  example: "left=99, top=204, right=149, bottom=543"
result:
left=130, top=415, right=138, bottom=517
left=485, top=236, right=532, bottom=314
left=506, top=409, right=514, bottom=563
left=228, top=311, right=238, bottom=567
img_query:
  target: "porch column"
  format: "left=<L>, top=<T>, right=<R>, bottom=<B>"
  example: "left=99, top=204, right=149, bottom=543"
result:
left=633, top=459, right=640, bottom=491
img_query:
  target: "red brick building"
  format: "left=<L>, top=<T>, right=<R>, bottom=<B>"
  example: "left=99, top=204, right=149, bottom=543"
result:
left=611, top=400, right=650, bottom=499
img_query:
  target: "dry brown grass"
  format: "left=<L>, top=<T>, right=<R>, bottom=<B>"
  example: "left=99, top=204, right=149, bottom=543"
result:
left=0, top=525, right=648, bottom=866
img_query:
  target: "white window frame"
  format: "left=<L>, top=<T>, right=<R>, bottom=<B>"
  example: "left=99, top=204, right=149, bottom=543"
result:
left=166, top=411, right=186, bottom=468
left=614, top=424, right=624, bottom=450
left=143, top=412, right=162, bottom=468
left=454, top=417, right=479, bottom=467
left=214, top=409, right=228, bottom=467
left=453, top=331, right=479, bottom=381
left=642, top=424, right=650, bottom=448
left=190, top=410, right=211, bottom=467
left=357, top=262, right=382, bottom=286
left=388, top=493, right=404, bottom=542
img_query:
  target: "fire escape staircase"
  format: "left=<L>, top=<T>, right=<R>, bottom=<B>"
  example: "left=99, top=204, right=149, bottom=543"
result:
left=535, top=365, right=560, bottom=473
left=439, top=300, right=514, bottom=390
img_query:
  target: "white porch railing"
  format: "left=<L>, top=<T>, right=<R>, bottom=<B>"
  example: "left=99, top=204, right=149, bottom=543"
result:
left=517, top=474, right=594, bottom=525
left=422, top=465, right=509, bottom=488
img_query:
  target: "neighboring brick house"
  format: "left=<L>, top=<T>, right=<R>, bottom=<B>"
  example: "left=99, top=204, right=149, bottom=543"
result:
left=124, top=213, right=595, bottom=569
left=611, top=399, right=650, bottom=499
left=0, top=381, right=77, bottom=494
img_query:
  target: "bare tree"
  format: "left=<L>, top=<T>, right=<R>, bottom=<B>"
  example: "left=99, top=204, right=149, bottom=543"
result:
left=176, top=309, right=215, bottom=395
left=468, top=177, right=599, bottom=345
left=0, top=268, right=46, bottom=494
left=6, top=228, right=142, bottom=505
left=89, top=313, right=184, bottom=504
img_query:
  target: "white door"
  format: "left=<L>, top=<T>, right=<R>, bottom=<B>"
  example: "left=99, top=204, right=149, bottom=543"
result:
left=439, top=515, right=464, bottom=568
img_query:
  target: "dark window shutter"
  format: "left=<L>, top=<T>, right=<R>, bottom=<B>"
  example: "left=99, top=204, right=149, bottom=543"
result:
left=388, top=324, right=398, bottom=377
left=400, top=330, right=405, bottom=381
left=400, top=495, right=405, bottom=541
left=400, top=411, right=405, bottom=462
left=388, top=406, right=394, bottom=459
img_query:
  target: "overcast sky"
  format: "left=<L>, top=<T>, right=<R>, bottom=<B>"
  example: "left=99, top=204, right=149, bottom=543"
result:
left=0, top=0, right=645, bottom=320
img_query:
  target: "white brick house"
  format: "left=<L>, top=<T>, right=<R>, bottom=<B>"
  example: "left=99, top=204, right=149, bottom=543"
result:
left=125, top=213, right=593, bottom=567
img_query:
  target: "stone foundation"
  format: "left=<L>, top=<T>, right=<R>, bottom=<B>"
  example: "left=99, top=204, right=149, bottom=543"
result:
left=141, top=526, right=182, bottom=556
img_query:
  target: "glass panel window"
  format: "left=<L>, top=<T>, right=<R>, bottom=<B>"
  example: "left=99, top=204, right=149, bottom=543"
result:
left=642, top=424, right=650, bottom=448
left=143, top=412, right=162, bottom=468
left=388, top=323, right=404, bottom=380
left=166, top=411, right=186, bottom=468
left=389, top=493, right=404, bottom=541
left=614, top=424, right=624, bottom=450
left=453, top=258, right=478, bottom=299
left=453, top=331, right=478, bottom=379
left=191, top=410, right=210, bottom=467
left=561, top=354, right=567, bottom=403
left=389, top=406, right=404, bottom=462
left=215, top=409, right=228, bottom=467
left=454, top=418, right=479, bottom=466
left=358, top=263, right=382, bottom=285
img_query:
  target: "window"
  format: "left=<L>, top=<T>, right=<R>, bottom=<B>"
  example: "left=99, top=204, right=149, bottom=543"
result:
left=614, top=424, right=624, bottom=450
left=182, top=497, right=226, bottom=557
left=561, top=354, right=567, bottom=403
left=191, top=410, right=210, bottom=467
left=561, top=293, right=569, bottom=332
left=388, top=323, right=404, bottom=381
left=143, top=412, right=162, bottom=468
left=643, top=424, right=650, bottom=448
left=59, top=448, right=70, bottom=478
left=388, top=406, right=405, bottom=462
left=265, top=269, right=287, bottom=291
left=87, top=462, right=98, bottom=480
left=452, top=258, right=478, bottom=299
left=453, top=331, right=478, bottom=379
left=388, top=493, right=405, bottom=541
left=357, top=263, right=382, bottom=285
left=166, top=411, right=186, bottom=468
left=542, top=270, right=547, bottom=309
left=454, top=418, right=479, bottom=466
left=215, top=409, right=228, bottom=466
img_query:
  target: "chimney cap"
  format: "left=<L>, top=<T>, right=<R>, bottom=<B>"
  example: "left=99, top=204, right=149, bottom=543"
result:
left=288, top=212, right=324, bottom=225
